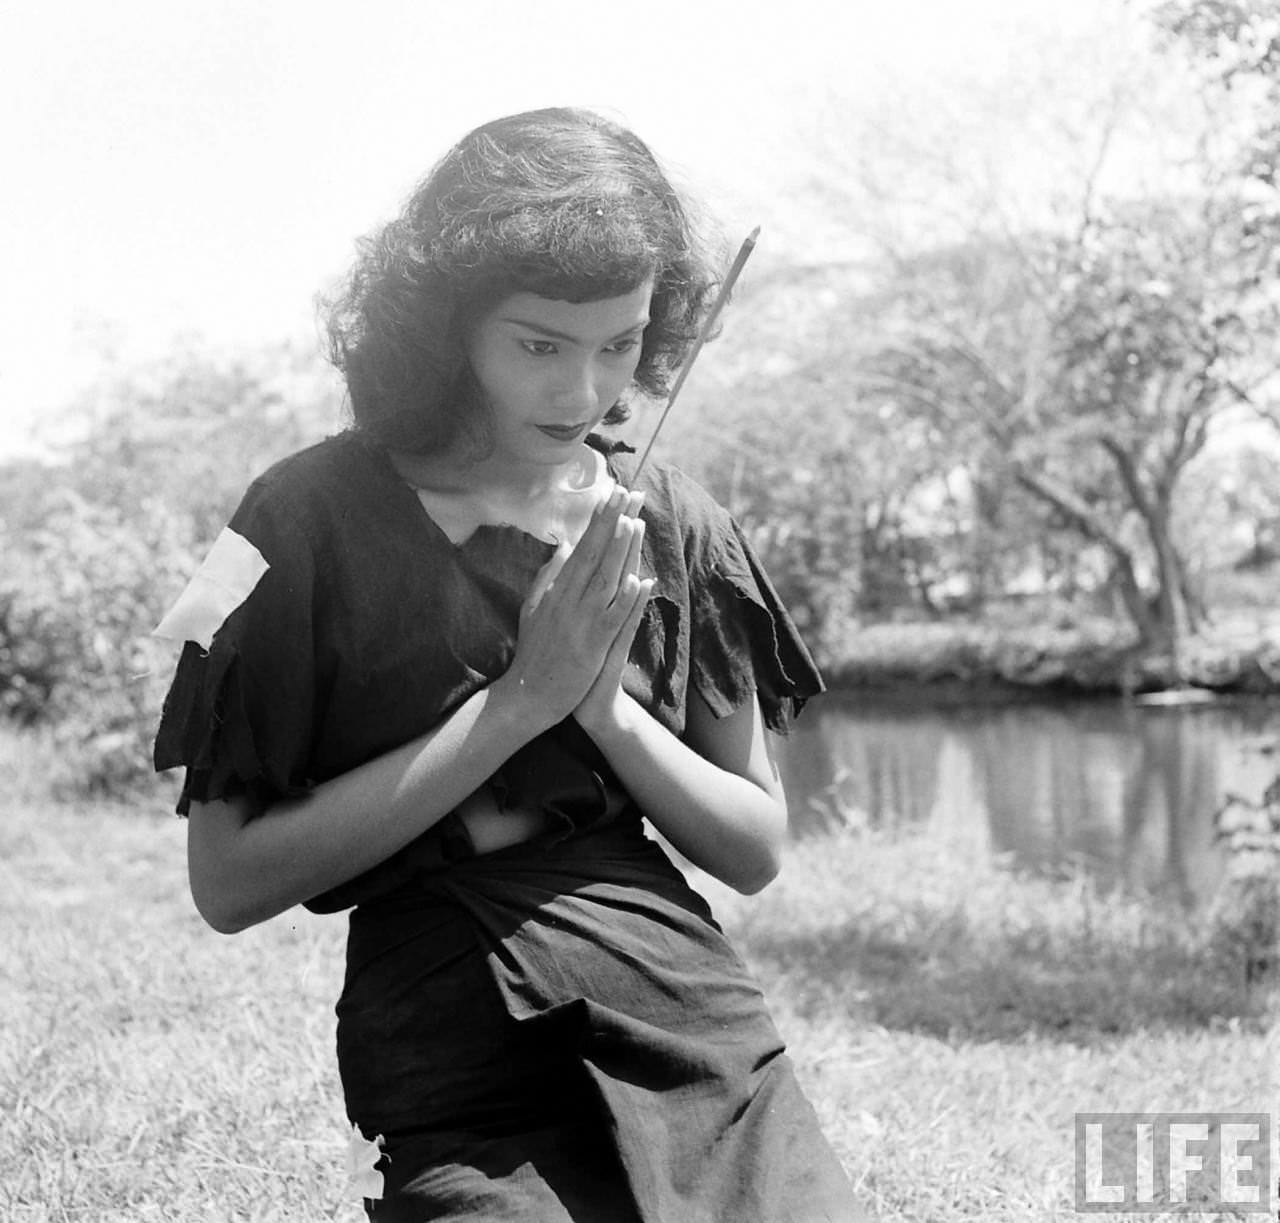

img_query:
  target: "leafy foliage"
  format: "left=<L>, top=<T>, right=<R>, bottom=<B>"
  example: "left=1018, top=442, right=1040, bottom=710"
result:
left=0, top=342, right=342, bottom=797
left=660, top=3, right=1280, bottom=663
left=860, top=172, right=1278, bottom=651
left=4, top=492, right=196, bottom=795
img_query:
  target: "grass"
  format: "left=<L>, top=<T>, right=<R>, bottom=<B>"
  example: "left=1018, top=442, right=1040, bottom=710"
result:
left=1, top=726, right=1276, bottom=1222
left=698, top=838, right=1277, bottom=1222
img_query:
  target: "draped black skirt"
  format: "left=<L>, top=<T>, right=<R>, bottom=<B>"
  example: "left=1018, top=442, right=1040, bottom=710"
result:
left=336, top=819, right=862, bottom=1223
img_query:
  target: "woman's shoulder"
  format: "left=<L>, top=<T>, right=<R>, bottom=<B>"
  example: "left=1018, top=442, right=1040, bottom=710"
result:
left=603, top=442, right=724, bottom=520
left=232, top=431, right=392, bottom=533
left=250, top=430, right=379, bottom=499
left=612, top=454, right=734, bottom=548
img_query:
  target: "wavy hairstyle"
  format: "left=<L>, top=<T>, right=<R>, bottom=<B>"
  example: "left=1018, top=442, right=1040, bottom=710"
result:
left=323, top=107, right=721, bottom=454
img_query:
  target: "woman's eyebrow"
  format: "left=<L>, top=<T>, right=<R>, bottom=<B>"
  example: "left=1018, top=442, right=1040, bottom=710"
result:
left=498, top=318, right=650, bottom=342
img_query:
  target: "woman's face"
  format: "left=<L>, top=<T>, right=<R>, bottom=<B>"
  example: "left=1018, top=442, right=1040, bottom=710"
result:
left=466, top=282, right=652, bottom=469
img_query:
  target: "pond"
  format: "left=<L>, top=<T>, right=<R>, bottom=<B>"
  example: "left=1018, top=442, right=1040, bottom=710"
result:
left=775, top=690, right=1280, bottom=910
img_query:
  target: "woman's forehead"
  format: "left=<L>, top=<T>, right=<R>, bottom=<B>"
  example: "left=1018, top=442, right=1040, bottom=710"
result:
left=488, top=283, right=653, bottom=338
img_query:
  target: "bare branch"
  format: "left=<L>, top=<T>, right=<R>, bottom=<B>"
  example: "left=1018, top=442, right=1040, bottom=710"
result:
left=1098, top=436, right=1159, bottom=526
left=1011, top=463, right=1132, bottom=560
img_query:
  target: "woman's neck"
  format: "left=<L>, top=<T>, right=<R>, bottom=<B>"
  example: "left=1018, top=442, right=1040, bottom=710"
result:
left=390, top=443, right=613, bottom=546
left=394, top=442, right=599, bottom=499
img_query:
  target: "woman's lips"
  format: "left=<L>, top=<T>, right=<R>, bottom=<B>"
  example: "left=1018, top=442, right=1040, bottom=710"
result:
left=536, top=423, right=589, bottom=441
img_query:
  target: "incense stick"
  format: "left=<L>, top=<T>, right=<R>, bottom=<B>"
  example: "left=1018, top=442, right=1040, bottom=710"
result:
left=633, top=226, right=760, bottom=479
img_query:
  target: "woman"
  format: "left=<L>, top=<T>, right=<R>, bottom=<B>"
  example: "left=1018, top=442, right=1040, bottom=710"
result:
left=156, top=107, right=863, bottom=1221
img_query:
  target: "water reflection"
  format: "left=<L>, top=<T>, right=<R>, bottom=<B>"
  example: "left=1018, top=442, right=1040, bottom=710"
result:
left=777, top=692, right=1280, bottom=909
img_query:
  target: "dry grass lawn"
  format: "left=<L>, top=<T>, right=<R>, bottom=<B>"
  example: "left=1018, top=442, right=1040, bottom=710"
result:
left=2, top=728, right=1275, bottom=1221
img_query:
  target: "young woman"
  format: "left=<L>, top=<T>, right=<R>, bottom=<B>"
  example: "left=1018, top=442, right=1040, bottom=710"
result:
left=156, top=107, right=864, bottom=1222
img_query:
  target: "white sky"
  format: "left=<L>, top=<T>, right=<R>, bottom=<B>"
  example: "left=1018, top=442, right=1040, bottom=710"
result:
left=0, top=0, right=1123, bottom=456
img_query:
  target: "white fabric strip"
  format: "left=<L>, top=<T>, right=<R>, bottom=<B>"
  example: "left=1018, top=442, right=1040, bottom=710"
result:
left=153, top=526, right=270, bottom=650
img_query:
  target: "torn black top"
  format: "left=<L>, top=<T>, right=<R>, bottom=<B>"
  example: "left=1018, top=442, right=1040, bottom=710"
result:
left=150, top=430, right=862, bottom=1222
left=156, top=428, right=820, bottom=802
left=154, top=429, right=824, bottom=910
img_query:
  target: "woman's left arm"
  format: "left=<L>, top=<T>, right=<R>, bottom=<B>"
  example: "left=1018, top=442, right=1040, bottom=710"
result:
left=577, top=686, right=789, bottom=894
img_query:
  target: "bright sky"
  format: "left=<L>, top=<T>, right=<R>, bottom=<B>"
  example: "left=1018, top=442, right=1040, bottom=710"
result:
left=0, top=0, right=1123, bottom=456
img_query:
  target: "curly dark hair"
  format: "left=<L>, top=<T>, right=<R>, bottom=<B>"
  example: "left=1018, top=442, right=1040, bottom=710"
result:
left=323, top=107, right=722, bottom=455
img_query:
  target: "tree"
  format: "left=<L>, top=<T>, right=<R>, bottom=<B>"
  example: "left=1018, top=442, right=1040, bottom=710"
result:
left=1154, top=0, right=1280, bottom=171
left=1154, top=0, right=1280, bottom=424
left=851, top=15, right=1280, bottom=662
left=58, top=338, right=342, bottom=543
left=654, top=262, right=971, bottom=655
left=1180, top=443, right=1280, bottom=568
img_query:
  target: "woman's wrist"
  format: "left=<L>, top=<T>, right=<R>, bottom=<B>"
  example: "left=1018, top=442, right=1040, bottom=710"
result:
left=486, top=670, right=564, bottom=739
left=574, top=686, right=643, bottom=748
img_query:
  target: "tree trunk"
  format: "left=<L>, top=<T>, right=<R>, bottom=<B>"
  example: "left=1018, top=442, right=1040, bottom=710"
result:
left=1140, top=493, right=1204, bottom=671
left=1107, top=549, right=1166, bottom=649
left=967, top=466, right=1003, bottom=612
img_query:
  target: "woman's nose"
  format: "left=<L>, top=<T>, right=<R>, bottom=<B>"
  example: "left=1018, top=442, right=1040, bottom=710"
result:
left=552, top=363, right=598, bottom=413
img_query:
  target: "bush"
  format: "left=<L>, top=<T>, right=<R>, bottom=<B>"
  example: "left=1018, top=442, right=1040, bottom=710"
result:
left=824, top=618, right=1143, bottom=692
left=2, top=491, right=199, bottom=798
left=0, top=341, right=342, bottom=799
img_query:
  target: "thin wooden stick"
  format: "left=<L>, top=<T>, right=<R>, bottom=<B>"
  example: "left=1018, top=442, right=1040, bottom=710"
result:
left=633, top=226, right=760, bottom=478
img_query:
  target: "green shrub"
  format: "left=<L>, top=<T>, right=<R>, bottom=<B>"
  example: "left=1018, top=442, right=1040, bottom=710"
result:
left=2, top=491, right=198, bottom=797
left=825, top=618, right=1142, bottom=691
left=0, top=343, right=342, bottom=799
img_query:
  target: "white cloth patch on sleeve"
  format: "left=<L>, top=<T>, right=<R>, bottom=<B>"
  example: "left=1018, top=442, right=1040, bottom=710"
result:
left=153, top=526, right=270, bottom=650
left=346, top=1123, right=385, bottom=1201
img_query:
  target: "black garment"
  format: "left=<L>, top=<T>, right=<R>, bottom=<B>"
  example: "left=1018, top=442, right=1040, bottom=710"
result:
left=155, top=432, right=863, bottom=1221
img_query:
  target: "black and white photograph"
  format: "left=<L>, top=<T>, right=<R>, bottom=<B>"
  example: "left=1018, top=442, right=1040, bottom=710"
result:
left=2, top=2, right=1277, bottom=1219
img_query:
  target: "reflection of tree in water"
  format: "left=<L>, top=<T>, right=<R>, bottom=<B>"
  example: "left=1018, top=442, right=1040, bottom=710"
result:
left=975, top=705, right=1127, bottom=871
left=859, top=716, right=944, bottom=830
left=978, top=704, right=1222, bottom=908
left=780, top=697, right=1269, bottom=906
left=1119, top=710, right=1219, bottom=910
left=781, top=705, right=944, bottom=832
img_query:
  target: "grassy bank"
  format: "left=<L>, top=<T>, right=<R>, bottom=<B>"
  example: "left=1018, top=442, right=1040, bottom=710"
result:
left=2, top=728, right=1275, bottom=1222
left=824, top=605, right=1280, bottom=697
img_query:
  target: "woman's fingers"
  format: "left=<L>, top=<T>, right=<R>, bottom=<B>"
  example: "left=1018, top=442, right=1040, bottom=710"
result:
left=579, top=574, right=655, bottom=720
left=508, top=485, right=650, bottom=722
left=613, top=574, right=653, bottom=652
left=594, top=511, right=646, bottom=609
left=525, top=543, right=570, bottom=613
left=556, top=485, right=625, bottom=598
left=523, top=485, right=636, bottom=614
left=552, top=486, right=644, bottom=607
left=611, top=509, right=646, bottom=607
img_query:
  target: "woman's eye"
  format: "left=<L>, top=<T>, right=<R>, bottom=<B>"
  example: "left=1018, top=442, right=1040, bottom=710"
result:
left=605, top=338, right=639, bottom=355
left=520, top=340, right=557, bottom=356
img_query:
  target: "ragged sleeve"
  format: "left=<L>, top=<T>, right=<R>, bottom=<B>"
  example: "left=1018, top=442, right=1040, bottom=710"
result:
left=688, top=512, right=825, bottom=732
left=634, top=462, right=825, bottom=734
left=153, top=476, right=325, bottom=815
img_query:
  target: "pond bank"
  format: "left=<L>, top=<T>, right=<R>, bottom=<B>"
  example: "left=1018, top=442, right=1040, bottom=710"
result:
left=823, top=617, right=1280, bottom=698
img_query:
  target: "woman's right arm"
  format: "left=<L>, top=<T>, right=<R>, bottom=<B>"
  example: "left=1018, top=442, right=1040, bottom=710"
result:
left=187, top=488, right=648, bottom=934
left=189, top=675, right=541, bottom=933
